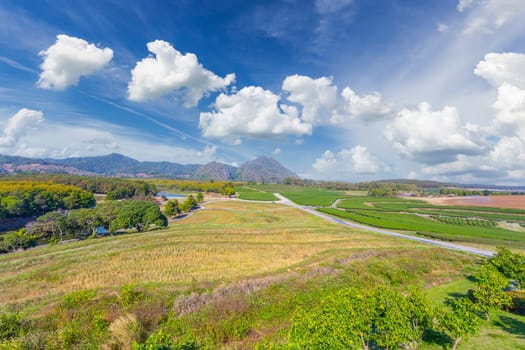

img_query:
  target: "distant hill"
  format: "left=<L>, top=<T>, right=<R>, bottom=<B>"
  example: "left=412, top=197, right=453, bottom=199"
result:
left=0, top=153, right=297, bottom=182
left=239, top=156, right=298, bottom=182
left=194, top=161, right=238, bottom=181
left=375, top=179, right=450, bottom=188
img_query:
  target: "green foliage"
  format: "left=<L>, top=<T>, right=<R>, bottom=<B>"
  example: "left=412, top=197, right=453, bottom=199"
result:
left=0, top=311, right=23, bottom=340
left=489, top=247, right=525, bottom=288
left=164, top=199, right=181, bottom=217
left=289, top=287, right=432, bottom=350
left=133, top=330, right=201, bottom=349
left=196, top=192, right=204, bottom=203
left=110, top=200, right=167, bottom=232
left=472, top=265, right=512, bottom=320
left=0, top=181, right=95, bottom=219
left=1, top=174, right=157, bottom=199
left=438, top=297, right=480, bottom=350
left=62, top=289, right=97, bottom=309
left=180, top=195, right=198, bottom=212
left=0, top=229, right=37, bottom=253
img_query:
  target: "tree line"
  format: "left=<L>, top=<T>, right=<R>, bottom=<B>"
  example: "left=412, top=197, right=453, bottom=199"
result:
left=147, top=179, right=236, bottom=196
left=0, top=181, right=95, bottom=219
left=0, top=200, right=168, bottom=254
left=0, top=174, right=157, bottom=199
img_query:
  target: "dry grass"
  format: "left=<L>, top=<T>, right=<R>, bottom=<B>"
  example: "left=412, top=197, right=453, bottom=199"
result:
left=0, top=201, right=423, bottom=305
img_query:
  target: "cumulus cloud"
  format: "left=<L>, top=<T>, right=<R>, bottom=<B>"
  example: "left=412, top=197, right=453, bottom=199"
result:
left=128, top=40, right=235, bottom=107
left=0, top=108, right=44, bottom=147
left=384, top=102, right=482, bottom=164
left=340, top=87, right=393, bottom=121
left=199, top=86, right=312, bottom=141
left=282, top=74, right=392, bottom=124
left=282, top=75, right=339, bottom=125
left=313, top=145, right=385, bottom=178
left=492, top=83, right=525, bottom=137
left=37, top=34, right=113, bottom=90
left=474, top=52, right=525, bottom=89
left=273, top=148, right=282, bottom=155
left=460, top=0, right=525, bottom=35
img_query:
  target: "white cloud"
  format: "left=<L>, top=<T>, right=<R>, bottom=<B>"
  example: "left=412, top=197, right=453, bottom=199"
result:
left=0, top=111, right=218, bottom=164
left=128, top=40, right=235, bottom=107
left=457, top=0, right=477, bottom=12
left=437, top=23, right=449, bottom=33
left=384, top=102, right=482, bottom=164
left=0, top=108, right=44, bottom=147
left=282, top=74, right=392, bottom=125
left=340, top=87, right=393, bottom=121
left=474, top=52, right=525, bottom=89
left=313, top=145, right=385, bottom=178
left=282, top=74, right=339, bottom=125
left=492, top=83, right=525, bottom=138
left=460, top=0, right=525, bottom=35
left=199, top=86, right=312, bottom=141
left=37, top=34, right=113, bottom=90
left=273, top=147, right=282, bottom=155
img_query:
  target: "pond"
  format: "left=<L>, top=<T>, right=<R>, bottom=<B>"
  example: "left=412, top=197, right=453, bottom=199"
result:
left=156, top=192, right=186, bottom=198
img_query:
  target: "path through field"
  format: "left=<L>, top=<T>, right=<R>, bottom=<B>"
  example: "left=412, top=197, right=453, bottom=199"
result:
left=273, top=193, right=495, bottom=257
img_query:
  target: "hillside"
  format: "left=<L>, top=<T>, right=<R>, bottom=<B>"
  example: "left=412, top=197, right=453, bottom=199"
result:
left=194, top=161, right=238, bottom=180
left=0, top=153, right=297, bottom=182
left=239, top=156, right=298, bottom=182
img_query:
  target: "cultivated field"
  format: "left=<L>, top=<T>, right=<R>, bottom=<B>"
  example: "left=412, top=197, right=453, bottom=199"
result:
left=422, top=195, right=525, bottom=209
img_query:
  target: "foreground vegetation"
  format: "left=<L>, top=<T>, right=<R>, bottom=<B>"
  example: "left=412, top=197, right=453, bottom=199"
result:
left=0, top=201, right=524, bottom=349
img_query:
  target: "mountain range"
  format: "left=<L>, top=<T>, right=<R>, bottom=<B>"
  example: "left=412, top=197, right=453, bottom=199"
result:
left=0, top=153, right=298, bottom=182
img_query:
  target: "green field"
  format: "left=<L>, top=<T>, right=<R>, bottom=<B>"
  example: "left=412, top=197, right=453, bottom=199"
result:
left=234, top=186, right=278, bottom=201
left=316, top=196, right=525, bottom=249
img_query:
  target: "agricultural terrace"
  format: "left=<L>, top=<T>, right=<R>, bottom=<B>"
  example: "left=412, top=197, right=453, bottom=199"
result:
left=320, top=196, right=525, bottom=251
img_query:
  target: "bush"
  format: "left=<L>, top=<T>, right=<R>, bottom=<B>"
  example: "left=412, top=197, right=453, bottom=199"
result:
left=0, top=312, right=23, bottom=340
left=508, top=290, right=525, bottom=315
left=62, top=289, right=96, bottom=309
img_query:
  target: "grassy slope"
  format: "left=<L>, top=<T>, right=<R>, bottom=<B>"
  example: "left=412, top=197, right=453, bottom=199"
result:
left=1, top=200, right=522, bottom=349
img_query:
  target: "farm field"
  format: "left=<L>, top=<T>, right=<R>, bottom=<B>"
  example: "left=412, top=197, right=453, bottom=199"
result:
left=4, top=200, right=522, bottom=349
left=423, top=195, right=525, bottom=210
left=234, top=186, right=278, bottom=201
left=321, top=196, right=525, bottom=250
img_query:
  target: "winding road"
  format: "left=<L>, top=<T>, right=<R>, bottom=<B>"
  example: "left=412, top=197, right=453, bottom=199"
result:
left=272, top=193, right=495, bottom=257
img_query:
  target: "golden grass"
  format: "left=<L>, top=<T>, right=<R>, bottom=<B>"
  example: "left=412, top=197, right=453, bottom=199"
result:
left=0, top=201, right=424, bottom=305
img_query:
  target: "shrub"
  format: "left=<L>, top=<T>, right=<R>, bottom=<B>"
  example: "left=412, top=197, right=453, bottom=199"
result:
left=0, top=312, right=23, bottom=340
left=62, top=289, right=96, bottom=309
left=108, top=314, right=143, bottom=350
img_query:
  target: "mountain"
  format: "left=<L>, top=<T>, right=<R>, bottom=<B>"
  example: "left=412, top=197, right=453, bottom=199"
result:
left=238, top=156, right=298, bottom=182
left=194, top=161, right=238, bottom=180
left=0, top=153, right=297, bottom=182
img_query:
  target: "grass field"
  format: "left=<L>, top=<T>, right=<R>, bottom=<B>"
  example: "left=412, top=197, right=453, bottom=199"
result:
left=234, top=186, right=278, bottom=201
left=323, top=196, right=525, bottom=250
left=1, top=200, right=523, bottom=349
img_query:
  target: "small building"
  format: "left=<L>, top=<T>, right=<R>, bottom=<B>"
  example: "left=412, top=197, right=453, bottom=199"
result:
left=96, top=226, right=110, bottom=237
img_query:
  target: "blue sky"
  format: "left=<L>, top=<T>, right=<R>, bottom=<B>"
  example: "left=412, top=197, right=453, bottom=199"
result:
left=1, top=0, right=525, bottom=184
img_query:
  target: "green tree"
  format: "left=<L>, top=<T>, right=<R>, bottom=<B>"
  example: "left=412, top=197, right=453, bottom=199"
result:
left=164, top=199, right=180, bottom=217
left=489, top=247, right=525, bottom=289
left=472, top=264, right=512, bottom=321
left=196, top=192, right=204, bottom=203
left=222, top=186, right=235, bottom=197
left=110, top=201, right=167, bottom=232
left=180, top=195, right=197, bottom=212
left=438, top=297, right=479, bottom=350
